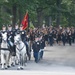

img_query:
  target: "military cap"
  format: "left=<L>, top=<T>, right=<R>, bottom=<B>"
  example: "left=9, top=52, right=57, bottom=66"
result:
left=8, top=25, right=12, bottom=27
left=2, top=25, right=6, bottom=27
left=20, top=24, right=23, bottom=27
left=15, top=24, right=18, bottom=26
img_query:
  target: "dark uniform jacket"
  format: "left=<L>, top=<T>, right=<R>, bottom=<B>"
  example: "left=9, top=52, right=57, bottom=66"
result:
left=40, top=39, right=45, bottom=49
left=20, top=30, right=26, bottom=41
left=32, top=41, right=40, bottom=53
left=7, top=30, right=14, bottom=47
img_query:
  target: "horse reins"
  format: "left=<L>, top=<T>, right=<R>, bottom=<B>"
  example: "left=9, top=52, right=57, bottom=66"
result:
left=16, top=45, right=25, bottom=51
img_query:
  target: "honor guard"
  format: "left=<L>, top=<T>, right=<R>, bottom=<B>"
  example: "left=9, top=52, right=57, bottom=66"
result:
left=61, top=30, right=66, bottom=46
left=1, top=25, right=7, bottom=33
left=48, top=30, right=54, bottom=46
left=68, top=30, right=72, bottom=46
left=20, top=25, right=31, bottom=60
left=14, top=24, right=20, bottom=36
left=19, top=25, right=26, bottom=43
left=39, top=34, right=45, bottom=59
left=0, top=25, right=7, bottom=47
left=7, top=25, right=15, bottom=56
left=19, top=25, right=28, bottom=50
left=32, top=35, right=41, bottom=63
left=1, top=25, right=7, bottom=40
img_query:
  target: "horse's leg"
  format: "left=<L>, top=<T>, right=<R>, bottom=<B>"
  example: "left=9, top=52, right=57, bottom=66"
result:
left=11, top=56, right=15, bottom=66
left=1, top=50, right=5, bottom=69
left=5, top=51, right=10, bottom=69
left=24, top=53, right=27, bottom=66
left=20, top=53, right=26, bottom=69
left=0, top=47, right=1, bottom=65
left=29, top=41, right=31, bottom=60
left=17, top=53, right=22, bottom=70
left=16, top=53, right=20, bottom=65
left=27, top=43, right=31, bottom=61
left=8, top=53, right=12, bottom=67
left=18, top=53, right=23, bottom=69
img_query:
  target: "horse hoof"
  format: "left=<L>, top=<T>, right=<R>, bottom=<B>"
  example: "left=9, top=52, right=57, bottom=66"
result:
left=5, top=66, right=8, bottom=69
left=11, top=64, right=15, bottom=67
left=17, top=67, right=21, bottom=70
left=1, top=68, right=4, bottom=70
left=5, top=67, right=8, bottom=69
left=20, top=67, right=24, bottom=70
left=17, top=68, right=20, bottom=70
left=7, top=65, right=11, bottom=68
left=35, top=60, right=38, bottom=63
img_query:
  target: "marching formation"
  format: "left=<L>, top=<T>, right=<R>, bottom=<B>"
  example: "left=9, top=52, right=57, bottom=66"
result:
left=0, top=24, right=45, bottom=70
left=0, top=25, right=75, bottom=70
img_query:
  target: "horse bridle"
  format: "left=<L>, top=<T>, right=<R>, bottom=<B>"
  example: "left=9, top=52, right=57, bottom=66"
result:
left=16, top=43, right=25, bottom=51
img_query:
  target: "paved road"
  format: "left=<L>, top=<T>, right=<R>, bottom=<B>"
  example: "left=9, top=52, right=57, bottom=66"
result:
left=0, top=43, right=75, bottom=73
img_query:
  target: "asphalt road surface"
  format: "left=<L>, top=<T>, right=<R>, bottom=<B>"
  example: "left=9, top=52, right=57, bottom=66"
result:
left=0, top=43, right=75, bottom=74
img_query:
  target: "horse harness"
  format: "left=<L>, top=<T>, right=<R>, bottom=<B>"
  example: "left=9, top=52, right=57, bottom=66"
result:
left=16, top=45, right=25, bottom=52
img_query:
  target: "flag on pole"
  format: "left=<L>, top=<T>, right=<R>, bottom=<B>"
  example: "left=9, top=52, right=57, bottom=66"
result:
left=21, top=12, right=28, bottom=30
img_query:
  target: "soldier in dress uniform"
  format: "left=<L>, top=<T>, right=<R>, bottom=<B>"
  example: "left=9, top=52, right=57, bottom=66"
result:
left=14, top=24, right=20, bottom=36
left=10, top=24, right=20, bottom=65
left=71, top=28, right=75, bottom=43
left=39, top=34, right=45, bottom=59
left=13, top=24, right=20, bottom=58
left=68, top=30, right=72, bottom=46
left=7, top=25, right=15, bottom=56
left=53, top=30, right=57, bottom=44
left=48, top=29, right=54, bottom=46
left=61, top=29, right=66, bottom=46
left=57, top=30, right=62, bottom=45
left=32, top=35, right=41, bottom=63
left=7, top=25, right=14, bottom=53
left=0, top=25, right=7, bottom=42
left=7, top=25, right=16, bottom=66
left=19, top=25, right=26, bottom=43
left=66, top=28, right=72, bottom=46
left=1, top=25, right=7, bottom=33
left=25, top=32, right=31, bottom=60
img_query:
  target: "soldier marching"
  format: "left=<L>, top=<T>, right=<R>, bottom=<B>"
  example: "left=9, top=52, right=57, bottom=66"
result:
left=0, top=25, right=75, bottom=67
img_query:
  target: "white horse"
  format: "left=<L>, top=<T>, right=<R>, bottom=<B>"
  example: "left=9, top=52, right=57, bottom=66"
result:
left=14, top=34, right=27, bottom=69
left=1, top=32, right=10, bottom=69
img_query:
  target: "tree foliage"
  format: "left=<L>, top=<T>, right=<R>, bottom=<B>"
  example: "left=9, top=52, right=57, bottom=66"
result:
left=0, top=0, right=75, bottom=29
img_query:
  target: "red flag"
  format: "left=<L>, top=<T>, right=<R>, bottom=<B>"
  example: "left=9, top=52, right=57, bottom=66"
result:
left=21, top=12, right=28, bottom=30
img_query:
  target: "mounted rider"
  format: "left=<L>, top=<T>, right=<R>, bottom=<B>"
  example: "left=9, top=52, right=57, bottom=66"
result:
left=0, top=25, right=7, bottom=43
left=19, top=25, right=31, bottom=60
left=7, top=25, right=15, bottom=56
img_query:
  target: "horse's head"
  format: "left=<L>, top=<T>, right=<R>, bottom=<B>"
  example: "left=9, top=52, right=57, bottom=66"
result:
left=14, top=34, right=21, bottom=45
left=2, top=32, right=7, bottom=43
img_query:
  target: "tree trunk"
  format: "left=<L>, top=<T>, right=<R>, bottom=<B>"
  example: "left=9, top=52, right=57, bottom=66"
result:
left=68, top=17, right=71, bottom=26
left=56, top=0, right=61, bottom=27
left=37, top=8, right=43, bottom=27
left=18, top=7, right=23, bottom=26
left=12, top=4, right=17, bottom=28
left=45, top=16, right=49, bottom=26
left=45, top=16, right=52, bottom=26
